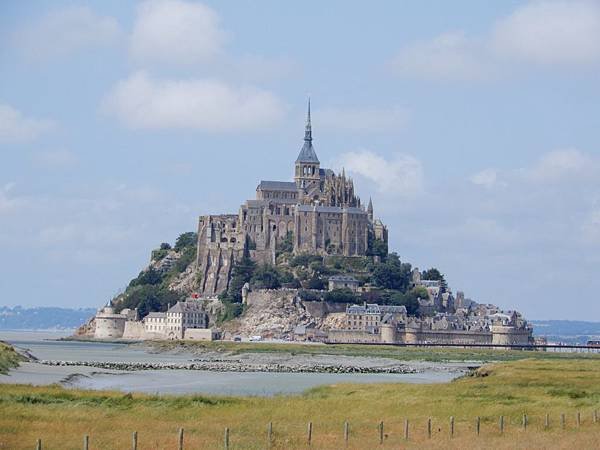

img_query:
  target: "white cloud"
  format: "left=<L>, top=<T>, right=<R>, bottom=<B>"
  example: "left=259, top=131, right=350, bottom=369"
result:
left=102, top=71, right=285, bottom=132
left=337, top=150, right=423, bottom=196
left=527, top=148, right=592, bottom=182
left=130, top=0, right=226, bottom=66
left=0, top=104, right=54, bottom=143
left=470, top=169, right=499, bottom=189
left=390, top=31, right=489, bottom=81
left=13, top=6, right=121, bottom=61
left=492, top=1, right=600, bottom=65
left=317, top=106, right=409, bottom=133
left=0, top=183, right=24, bottom=215
left=31, top=149, right=78, bottom=168
left=391, top=1, right=600, bottom=81
left=581, top=209, right=600, bottom=244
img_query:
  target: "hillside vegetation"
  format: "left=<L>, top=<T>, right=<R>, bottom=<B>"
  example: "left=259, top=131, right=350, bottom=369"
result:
left=110, top=229, right=448, bottom=323
left=0, top=342, right=25, bottom=374
left=112, top=232, right=198, bottom=317
left=2, top=357, right=600, bottom=449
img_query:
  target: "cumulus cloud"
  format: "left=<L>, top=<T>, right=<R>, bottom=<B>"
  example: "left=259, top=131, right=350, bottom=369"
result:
left=470, top=169, right=499, bottom=189
left=0, top=183, right=24, bottom=215
left=337, top=150, right=423, bottom=196
left=317, top=105, right=409, bottom=133
left=492, top=1, right=600, bottom=65
left=130, top=0, right=226, bottom=66
left=527, top=148, right=593, bottom=182
left=13, top=6, right=121, bottom=61
left=391, top=1, right=600, bottom=81
left=0, top=103, right=54, bottom=142
left=102, top=71, right=285, bottom=131
left=390, top=31, right=490, bottom=81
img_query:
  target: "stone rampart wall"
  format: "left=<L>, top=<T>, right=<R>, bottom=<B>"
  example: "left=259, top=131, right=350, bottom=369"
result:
left=122, top=321, right=145, bottom=340
left=327, top=329, right=380, bottom=344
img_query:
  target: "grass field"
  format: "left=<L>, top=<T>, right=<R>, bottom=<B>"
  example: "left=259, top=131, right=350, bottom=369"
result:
left=2, top=353, right=600, bottom=449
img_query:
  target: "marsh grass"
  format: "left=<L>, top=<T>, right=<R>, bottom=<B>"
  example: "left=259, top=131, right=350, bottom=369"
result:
left=0, top=342, right=24, bottom=375
left=2, top=358, right=600, bottom=448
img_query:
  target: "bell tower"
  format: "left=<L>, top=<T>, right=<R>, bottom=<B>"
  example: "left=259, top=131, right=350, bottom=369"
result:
left=294, top=99, right=320, bottom=189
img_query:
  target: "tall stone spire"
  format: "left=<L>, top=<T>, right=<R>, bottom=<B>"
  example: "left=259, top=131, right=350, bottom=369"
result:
left=304, top=97, right=312, bottom=142
left=367, top=197, right=373, bottom=221
left=296, top=98, right=319, bottom=164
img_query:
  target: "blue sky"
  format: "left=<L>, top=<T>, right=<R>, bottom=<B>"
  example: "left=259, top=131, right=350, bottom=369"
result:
left=1, top=1, right=600, bottom=319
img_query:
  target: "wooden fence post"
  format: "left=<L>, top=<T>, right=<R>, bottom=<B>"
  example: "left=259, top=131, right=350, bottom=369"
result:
left=307, top=422, right=312, bottom=445
left=378, top=421, right=384, bottom=444
left=83, top=435, right=89, bottom=450
left=178, top=428, right=184, bottom=450
left=561, top=413, right=565, bottom=430
left=450, top=416, right=454, bottom=438
left=577, top=412, right=581, bottom=427
left=267, top=422, right=273, bottom=447
left=427, top=417, right=432, bottom=439
left=545, top=414, right=550, bottom=429
left=36, top=439, right=41, bottom=450
left=476, top=416, right=480, bottom=436
left=344, top=421, right=349, bottom=446
left=224, top=428, right=229, bottom=450
left=404, top=419, right=409, bottom=440
left=499, top=416, right=504, bottom=434
left=523, top=414, right=527, bottom=430
left=132, top=431, right=138, bottom=450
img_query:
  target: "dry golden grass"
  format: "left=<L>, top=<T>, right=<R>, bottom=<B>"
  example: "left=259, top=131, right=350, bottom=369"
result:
left=2, top=358, right=600, bottom=449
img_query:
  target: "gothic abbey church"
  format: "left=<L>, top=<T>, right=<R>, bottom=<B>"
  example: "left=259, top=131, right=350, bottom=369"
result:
left=196, top=102, right=388, bottom=295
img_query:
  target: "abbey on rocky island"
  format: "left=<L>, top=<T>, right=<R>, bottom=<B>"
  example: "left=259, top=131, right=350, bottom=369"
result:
left=196, top=101, right=388, bottom=296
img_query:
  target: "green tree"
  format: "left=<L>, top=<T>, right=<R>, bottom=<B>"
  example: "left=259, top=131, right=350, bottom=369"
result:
left=324, top=288, right=357, bottom=304
left=129, top=268, right=162, bottom=288
left=174, top=232, right=197, bottom=251
left=225, top=256, right=256, bottom=302
left=388, top=290, right=420, bottom=315
left=276, top=231, right=294, bottom=256
left=421, top=267, right=448, bottom=291
left=251, top=264, right=281, bottom=289
left=306, top=276, right=326, bottom=290
left=372, top=253, right=412, bottom=291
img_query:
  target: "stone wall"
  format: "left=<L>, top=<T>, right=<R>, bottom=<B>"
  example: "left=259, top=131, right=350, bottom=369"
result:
left=327, top=329, right=381, bottom=344
left=302, top=300, right=347, bottom=318
left=406, top=329, right=492, bottom=345
left=122, top=321, right=145, bottom=340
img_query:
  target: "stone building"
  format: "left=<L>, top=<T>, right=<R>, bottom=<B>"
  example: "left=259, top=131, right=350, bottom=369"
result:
left=165, top=301, right=209, bottom=340
left=345, top=303, right=407, bottom=333
left=328, top=275, right=359, bottom=292
left=196, top=101, right=388, bottom=295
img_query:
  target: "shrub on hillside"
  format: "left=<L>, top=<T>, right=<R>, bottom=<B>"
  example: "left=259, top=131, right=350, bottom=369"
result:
left=323, top=288, right=357, bottom=304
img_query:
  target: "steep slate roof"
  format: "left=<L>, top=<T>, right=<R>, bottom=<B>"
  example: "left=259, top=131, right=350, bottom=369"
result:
left=168, top=301, right=204, bottom=314
left=329, top=275, right=359, bottom=283
left=257, top=180, right=298, bottom=191
left=146, top=312, right=166, bottom=318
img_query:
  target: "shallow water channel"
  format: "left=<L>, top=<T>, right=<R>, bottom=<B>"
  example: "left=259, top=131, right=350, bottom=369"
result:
left=0, top=331, right=465, bottom=396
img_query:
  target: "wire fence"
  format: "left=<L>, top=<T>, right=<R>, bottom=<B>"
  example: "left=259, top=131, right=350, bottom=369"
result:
left=32, top=409, right=600, bottom=449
